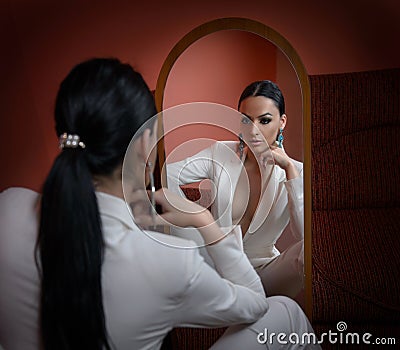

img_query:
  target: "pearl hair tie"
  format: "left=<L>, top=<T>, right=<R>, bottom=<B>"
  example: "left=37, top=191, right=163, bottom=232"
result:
left=59, top=133, right=86, bottom=149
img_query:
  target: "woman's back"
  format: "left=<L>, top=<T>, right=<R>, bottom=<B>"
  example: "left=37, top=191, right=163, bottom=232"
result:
left=0, top=187, right=270, bottom=350
left=0, top=188, right=40, bottom=350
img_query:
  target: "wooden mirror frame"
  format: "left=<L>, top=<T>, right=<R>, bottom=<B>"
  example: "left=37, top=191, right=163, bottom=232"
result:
left=154, top=17, right=312, bottom=319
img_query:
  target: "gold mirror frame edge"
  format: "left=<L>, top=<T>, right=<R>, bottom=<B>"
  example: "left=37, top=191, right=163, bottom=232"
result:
left=154, top=17, right=312, bottom=320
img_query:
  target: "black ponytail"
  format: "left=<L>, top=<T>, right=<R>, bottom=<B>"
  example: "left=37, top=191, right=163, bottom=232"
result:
left=38, top=150, right=109, bottom=350
left=36, top=58, right=157, bottom=349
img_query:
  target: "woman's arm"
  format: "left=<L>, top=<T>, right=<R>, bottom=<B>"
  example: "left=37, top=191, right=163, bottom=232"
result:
left=166, top=144, right=215, bottom=194
left=205, top=225, right=265, bottom=296
left=285, top=174, right=304, bottom=241
left=136, top=188, right=265, bottom=296
left=259, top=145, right=304, bottom=241
left=173, top=247, right=269, bottom=328
left=134, top=187, right=268, bottom=327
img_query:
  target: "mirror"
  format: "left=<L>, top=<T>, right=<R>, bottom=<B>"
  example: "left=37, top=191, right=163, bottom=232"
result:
left=155, top=17, right=311, bottom=317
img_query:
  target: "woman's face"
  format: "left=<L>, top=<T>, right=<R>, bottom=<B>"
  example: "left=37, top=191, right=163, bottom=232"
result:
left=239, top=96, right=286, bottom=151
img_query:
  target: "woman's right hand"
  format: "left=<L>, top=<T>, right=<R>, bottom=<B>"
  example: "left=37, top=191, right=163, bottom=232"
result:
left=132, top=188, right=226, bottom=244
left=154, top=188, right=214, bottom=228
left=131, top=188, right=212, bottom=228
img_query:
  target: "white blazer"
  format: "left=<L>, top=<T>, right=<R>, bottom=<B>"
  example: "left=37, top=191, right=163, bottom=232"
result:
left=0, top=187, right=268, bottom=350
left=167, top=141, right=304, bottom=269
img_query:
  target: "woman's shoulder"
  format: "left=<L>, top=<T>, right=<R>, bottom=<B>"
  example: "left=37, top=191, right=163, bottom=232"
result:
left=213, top=140, right=238, bottom=151
left=143, top=230, right=199, bottom=251
left=0, top=187, right=40, bottom=211
left=211, top=141, right=240, bottom=160
left=132, top=230, right=204, bottom=292
left=131, top=229, right=201, bottom=264
left=0, top=187, right=41, bottom=241
left=1, top=186, right=40, bottom=197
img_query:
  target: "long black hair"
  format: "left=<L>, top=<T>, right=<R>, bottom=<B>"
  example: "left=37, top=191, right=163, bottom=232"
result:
left=36, top=58, right=157, bottom=350
left=238, top=80, right=285, bottom=116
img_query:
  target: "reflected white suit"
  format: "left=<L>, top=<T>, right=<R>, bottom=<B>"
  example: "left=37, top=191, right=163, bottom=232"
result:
left=167, top=141, right=304, bottom=297
left=0, top=187, right=319, bottom=350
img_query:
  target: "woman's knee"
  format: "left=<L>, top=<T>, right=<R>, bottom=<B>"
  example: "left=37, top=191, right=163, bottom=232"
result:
left=268, top=295, right=301, bottom=310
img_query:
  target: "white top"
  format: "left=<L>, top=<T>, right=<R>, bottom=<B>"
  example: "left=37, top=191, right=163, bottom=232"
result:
left=167, top=141, right=304, bottom=269
left=0, top=187, right=268, bottom=350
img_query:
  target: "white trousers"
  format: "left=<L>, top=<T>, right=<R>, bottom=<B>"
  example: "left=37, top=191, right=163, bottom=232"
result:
left=211, top=296, right=321, bottom=350
left=257, top=240, right=304, bottom=299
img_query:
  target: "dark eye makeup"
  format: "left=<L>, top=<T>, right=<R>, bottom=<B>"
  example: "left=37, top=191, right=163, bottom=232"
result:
left=240, top=112, right=274, bottom=126
left=259, top=117, right=272, bottom=125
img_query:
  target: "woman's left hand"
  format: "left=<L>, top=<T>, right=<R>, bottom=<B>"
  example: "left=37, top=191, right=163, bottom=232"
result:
left=269, top=145, right=292, bottom=170
left=267, top=145, right=299, bottom=180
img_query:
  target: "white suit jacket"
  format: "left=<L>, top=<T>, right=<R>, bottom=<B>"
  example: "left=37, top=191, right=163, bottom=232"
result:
left=0, top=187, right=268, bottom=350
left=167, top=141, right=303, bottom=269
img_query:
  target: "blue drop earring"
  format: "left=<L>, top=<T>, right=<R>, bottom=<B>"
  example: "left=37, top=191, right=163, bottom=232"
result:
left=277, top=128, right=284, bottom=148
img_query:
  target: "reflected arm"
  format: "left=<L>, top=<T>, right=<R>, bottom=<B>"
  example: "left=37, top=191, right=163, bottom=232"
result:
left=284, top=161, right=304, bottom=241
left=166, top=144, right=215, bottom=194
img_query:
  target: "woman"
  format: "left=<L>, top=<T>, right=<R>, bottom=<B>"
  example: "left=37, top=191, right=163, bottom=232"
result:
left=167, top=80, right=304, bottom=298
left=0, top=60, right=317, bottom=349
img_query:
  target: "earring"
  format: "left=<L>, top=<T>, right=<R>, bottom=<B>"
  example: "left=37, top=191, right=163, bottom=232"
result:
left=146, top=161, right=156, bottom=222
left=277, top=128, right=284, bottom=148
left=238, top=133, right=244, bottom=160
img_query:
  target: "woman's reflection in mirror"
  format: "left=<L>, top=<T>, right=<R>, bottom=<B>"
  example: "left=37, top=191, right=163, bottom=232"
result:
left=167, top=80, right=304, bottom=300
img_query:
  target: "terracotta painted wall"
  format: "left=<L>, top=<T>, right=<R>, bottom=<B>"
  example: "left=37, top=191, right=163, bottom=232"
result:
left=163, top=30, right=277, bottom=163
left=163, top=30, right=277, bottom=110
left=276, top=49, right=303, bottom=162
left=1, top=0, right=399, bottom=191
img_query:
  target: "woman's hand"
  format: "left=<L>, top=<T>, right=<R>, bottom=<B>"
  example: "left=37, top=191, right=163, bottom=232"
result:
left=132, top=188, right=226, bottom=244
left=269, top=145, right=299, bottom=180
left=269, top=145, right=291, bottom=168
left=151, top=188, right=214, bottom=228
left=253, top=143, right=299, bottom=180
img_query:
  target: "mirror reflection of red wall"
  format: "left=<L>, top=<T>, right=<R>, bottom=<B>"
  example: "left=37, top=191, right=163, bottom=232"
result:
left=164, top=30, right=277, bottom=109
left=163, top=30, right=302, bottom=163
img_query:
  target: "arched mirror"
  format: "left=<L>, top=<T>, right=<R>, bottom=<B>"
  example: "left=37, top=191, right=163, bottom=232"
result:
left=155, top=17, right=311, bottom=317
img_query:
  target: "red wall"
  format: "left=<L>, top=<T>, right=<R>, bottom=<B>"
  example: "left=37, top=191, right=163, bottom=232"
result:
left=1, top=0, right=399, bottom=191
left=164, top=30, right=277, bottom=109
left=163, top=30, right=277, bottom=162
